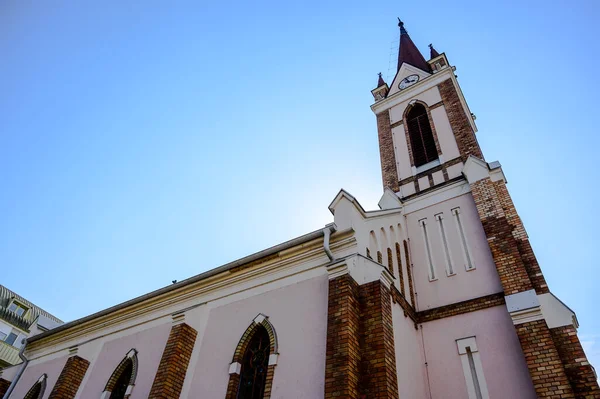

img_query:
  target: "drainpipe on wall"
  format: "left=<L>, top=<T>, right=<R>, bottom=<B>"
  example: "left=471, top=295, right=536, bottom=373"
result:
left=322, top=223, right=337, bottom=262
left=3, top=339, right=29, bottom=399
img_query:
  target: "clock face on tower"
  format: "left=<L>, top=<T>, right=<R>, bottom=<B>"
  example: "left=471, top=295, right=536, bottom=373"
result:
left=399, top=74, right=419, bottom=90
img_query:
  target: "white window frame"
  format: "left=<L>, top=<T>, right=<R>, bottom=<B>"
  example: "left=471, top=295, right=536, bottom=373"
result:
left=7, top=300, right=28, bottom=317
left=452, top=207, right=475, bottom=271
left=435, top=213, right=455, bottom=276
left=456, top=337, right=489, bottom=399
left=419, top=218, right=437, bottom=281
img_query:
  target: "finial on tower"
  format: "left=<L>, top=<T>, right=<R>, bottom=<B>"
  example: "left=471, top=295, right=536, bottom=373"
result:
left=429, top=43, right=440, bottom=58
left=398, top=18, right=408, bottom=35
left=377, top=72, right=386, bottom=88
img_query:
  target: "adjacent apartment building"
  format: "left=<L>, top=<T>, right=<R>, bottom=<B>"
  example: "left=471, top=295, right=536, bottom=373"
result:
left=0, top=285, right=62, bottom=368
left=0, top=20, right=598, bottom=399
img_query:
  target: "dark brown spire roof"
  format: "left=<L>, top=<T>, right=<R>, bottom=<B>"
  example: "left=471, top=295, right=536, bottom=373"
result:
left=429, top=43, right=440, bottom=59
left=376, top=72, right=386, bottom=88
left=397, top=19, right=430, bottom=72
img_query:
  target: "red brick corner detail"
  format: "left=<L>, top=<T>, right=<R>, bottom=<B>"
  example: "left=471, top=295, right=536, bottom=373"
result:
left=148, top=322, right=197, bottom=399
left=48, top=355, right=90, bottom=399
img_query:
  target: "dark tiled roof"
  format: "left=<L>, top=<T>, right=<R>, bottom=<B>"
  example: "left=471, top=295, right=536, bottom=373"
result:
left=376, top=72, right=386, bottom=88
left=429, top=43, right=440, bottom=59
left=397, top=19, right=430, bottom=72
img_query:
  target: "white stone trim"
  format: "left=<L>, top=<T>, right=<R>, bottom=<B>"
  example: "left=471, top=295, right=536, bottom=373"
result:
left=452, top=207, right=475, bottom=271
left=419, top=219, right=437, bottom=281
left=100, top=391, right=111, bottom=399
left=228, top=361, right=242, bottom=375
left=510, top=308, right=544, bottom=325
left=326, top=261, right=349, bottom=280
left=402, top=180, right=471, bottom=215
left=268, top=353, right=279, bottom=366
left=505, top=290, right=539, bottom=313
left=456, top=337, right=489, bottom=399
left=435, top=213, right=455, bottom=276
left=253, top=314, right=266, bottom=325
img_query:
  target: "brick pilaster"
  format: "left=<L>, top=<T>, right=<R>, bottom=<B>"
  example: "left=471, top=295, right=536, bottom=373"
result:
left=0, top=378, right=10, bottom=397
left=48, top=355, right=90, bottom=399
left=324, top=274, right=360, bottom=399
left=437, top=78, right=483, bottom=160
left=148, top=322, right=197, bottom=399
left=376, top=111, right=399, bottom=192
left=470, top=176, right=579, bottom=396
left=516, top=320, right=575, bottom=398
left=470, top=178, right=533, bottom=295
left=492, top=181, right=549, bottom=294
left=550, top=325, right=600, bottom=398
left=358, top=280, right=399, bottom=399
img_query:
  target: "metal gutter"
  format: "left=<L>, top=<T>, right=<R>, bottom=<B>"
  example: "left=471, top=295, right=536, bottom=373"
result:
left=2, top=340, right=28, bottom=399
left=28, top=226, right=331, bottom=344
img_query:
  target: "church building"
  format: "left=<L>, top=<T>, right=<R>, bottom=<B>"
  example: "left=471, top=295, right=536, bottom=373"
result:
left=0, top=20, right=598, bottom=399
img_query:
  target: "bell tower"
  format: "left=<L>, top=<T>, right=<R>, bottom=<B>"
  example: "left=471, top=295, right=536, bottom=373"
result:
left=372, top=19, right=483, bottom=198
left=370, top=19, right=600, bottom=398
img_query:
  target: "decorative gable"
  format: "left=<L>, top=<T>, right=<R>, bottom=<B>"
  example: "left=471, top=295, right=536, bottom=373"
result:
left=388, top=63, right=432, bottom=97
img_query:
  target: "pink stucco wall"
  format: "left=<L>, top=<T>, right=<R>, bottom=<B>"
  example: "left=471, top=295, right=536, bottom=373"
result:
left=188, top=274, right=329, bottom=398
left=392, top=305, right=428, bottom=398
left=10, top=354, right=68, bottom=399
left=422, top=305, right=536, bottom=399
left=406, top=193, right=503, bottom=310
left=78, top=322, right=172, bottom=399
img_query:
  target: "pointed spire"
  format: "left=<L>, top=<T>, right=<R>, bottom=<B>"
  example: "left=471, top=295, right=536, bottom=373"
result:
left=429, top=43, right=440, bottom=59
left=397, top=19, right=430, bottom=72
left=377, top=72, right=386, bottom=88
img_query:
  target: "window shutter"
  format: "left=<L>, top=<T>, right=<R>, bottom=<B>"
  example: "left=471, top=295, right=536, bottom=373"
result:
left=407, top=105, right=438, bottom=167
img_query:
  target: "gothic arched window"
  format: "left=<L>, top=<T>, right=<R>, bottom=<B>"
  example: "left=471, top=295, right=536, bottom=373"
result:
left=406, top=103, right=438, bottom=167
left=110, top=359, right=133, bottom=399
left=24, top=374, right=46, bottom=399
left=238, top=325, right=271, bottom=399
left=102, top=349, right=138, bottom=399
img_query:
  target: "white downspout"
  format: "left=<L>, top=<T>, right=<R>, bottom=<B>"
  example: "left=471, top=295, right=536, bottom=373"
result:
left=322, top=223, right=337, bottom=262
left=3, top=339, right=28, bottom=399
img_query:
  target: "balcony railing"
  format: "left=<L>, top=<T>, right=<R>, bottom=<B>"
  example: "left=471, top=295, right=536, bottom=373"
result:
left=0, top=340, right=20, bottom=366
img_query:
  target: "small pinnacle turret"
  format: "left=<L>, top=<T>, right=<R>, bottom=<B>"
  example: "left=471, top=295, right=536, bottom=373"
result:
left=376, top=72, right=386, bottom=88
left=429, top=43, right=440, bottom=59
left=397, top=19, right=430, bottom=72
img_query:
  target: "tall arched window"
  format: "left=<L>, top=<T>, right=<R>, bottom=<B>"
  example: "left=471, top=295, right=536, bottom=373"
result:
left=110, top=359, right=133, bottom=399
left=238, top=325, right=271, bottom=399
left=24, top=374, right=46, bottom=399
left=101, top=349, right=138, bottom=399
left=406, top=103, right=438, bottom=167
left=226, top=314, right=278, bottom=399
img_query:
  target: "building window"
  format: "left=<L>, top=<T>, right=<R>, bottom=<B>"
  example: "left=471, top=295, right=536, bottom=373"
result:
left=101, top=349, right=138, bottom=399
left=238, top=325, right=271, bottom=399
left=456, top=337, right=489, bottom=399
left=227, top=313, right=278, bottom=399
left=4, top=332, right=18, bottom=346
left=406, top=103, right=438, bottom=167
left=8, top=301, right=28, bottom=317
left=435, top=213, right=455, bottom=276
left=24, top=374, right=47, bottom=399
left=452, top=207, right=475, bottom=271
left=419, top=218, right=437, bottom=280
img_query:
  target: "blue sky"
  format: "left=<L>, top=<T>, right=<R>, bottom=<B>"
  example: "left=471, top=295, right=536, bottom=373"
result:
left=1, top=1, right=599, bottom=367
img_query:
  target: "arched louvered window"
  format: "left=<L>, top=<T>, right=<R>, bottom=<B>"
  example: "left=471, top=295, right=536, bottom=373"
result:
left=238, top=325, right=271, bottom=399
left=406, top=104, right=438, bottom=167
